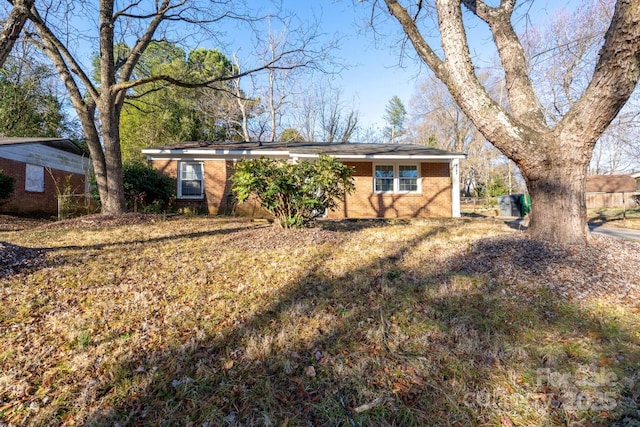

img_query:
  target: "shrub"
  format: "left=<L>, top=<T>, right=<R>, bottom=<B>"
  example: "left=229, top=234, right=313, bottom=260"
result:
left=231, top=155, right=355, bottom=228
left=0, top=169, right=15, bottom=202
left=122, top=163, right=176, bottom=212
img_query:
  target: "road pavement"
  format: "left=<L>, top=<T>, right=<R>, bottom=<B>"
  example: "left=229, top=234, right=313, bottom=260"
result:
left=502, top=218, right=640, bottom=242
left=589, top=223, right=640, bottom=241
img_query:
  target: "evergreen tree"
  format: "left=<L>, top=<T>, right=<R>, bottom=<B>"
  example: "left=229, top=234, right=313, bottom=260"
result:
left=383, top=95, right=407, bottom=143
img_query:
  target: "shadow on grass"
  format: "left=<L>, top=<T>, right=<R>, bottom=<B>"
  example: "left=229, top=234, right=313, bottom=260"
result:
left=44, top=226, right=258, bottom=253
left=0, top=226, right=259, bottom=279
left=16, top=221, right=640, bottom=426
left=0, top=241, right=48, bottom=278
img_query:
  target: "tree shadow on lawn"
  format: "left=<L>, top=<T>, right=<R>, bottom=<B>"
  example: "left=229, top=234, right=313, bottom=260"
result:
left=0, top=225, right=260, bottom=281
left=31, top=224, right=640, bottom=426
left=0, top=241, right=48, bottom=278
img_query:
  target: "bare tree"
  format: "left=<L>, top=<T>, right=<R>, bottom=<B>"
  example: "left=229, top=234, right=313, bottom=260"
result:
left=521, top=0, right=639, bottom=175
left=19, top=0, right=327, bottom=214
left=244, top=13, right=339, bottom=143
left=410, top=74, right=513, bottom=197
left=289, top=82, right=359, bottom=143
left=0, top=0, right=32, bottom=67
left=318, top=87, right=359, bottom=143
left=378, top=0, right=640, bottom=244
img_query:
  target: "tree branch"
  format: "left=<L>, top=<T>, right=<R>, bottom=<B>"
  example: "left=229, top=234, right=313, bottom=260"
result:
left=26, top=4, right=101, bottom=102
left=383, top=0, right=445, bottom=75
left=556, top=0, right=640, bottom=145
left=463, top=0, right=546, bottom=130
left=0, top=0, right=33, bottom=67
left=112, top=46, right=321, bottom=95
left=113, top=0, right=172, bottom=106
left=434, top=0, right=534, bottom=162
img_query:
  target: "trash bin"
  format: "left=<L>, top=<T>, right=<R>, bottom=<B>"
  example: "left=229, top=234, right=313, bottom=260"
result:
left=497, top=194, right=522, bottom=217
left=519, top=194, right=531, bottom=217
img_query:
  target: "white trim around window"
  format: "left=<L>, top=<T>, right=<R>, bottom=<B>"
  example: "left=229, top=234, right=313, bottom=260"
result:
left=373, top=163, right=421, bottom=193
left=178, top=161, right=205, bottom=199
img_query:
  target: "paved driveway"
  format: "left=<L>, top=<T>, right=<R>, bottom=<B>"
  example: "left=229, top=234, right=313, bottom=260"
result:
left=589, top=223, right=640, bottom=241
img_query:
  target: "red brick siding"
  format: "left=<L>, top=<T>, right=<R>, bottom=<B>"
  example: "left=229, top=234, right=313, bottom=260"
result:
left=0, top=158, right=86, bottom=215
left=151, top=159, right=452, bottom=218
left=327, top=161, right=452, bottom=219
left=151, top=159, right=269, bottom=216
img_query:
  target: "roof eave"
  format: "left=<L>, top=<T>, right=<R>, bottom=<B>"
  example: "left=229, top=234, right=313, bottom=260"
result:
left=141, top=148, right=467, bottom=160
left=292, top=153, right=467, bottom=160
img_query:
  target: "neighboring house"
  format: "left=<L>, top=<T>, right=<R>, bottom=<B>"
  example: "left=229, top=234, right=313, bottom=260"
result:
left=142, top=141, right=466, bottom=219
left=586, top=174, right=638, bottom=209
left=0, top=137, right=92, bottom=215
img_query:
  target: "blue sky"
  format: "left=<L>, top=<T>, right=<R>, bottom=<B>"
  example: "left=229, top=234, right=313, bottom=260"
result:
left=51, top=0, right=583, bottom=136
left=210, top=0, right=584, bottom=132
left=213, top=0, right=425, bottom=131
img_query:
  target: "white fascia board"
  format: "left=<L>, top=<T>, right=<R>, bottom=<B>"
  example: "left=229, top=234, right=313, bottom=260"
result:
left=141, top=148, right=467, bottom=161
left=142, top=148, right=291, bottom=160
left=291, top=153, right=467, bottom=161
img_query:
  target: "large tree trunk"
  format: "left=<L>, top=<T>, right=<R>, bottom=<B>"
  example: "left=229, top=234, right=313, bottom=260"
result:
left=98, top=100, right=127, bottom=215
left=520, top=133, right=594, bottom=245
left=525, top=163, right=590, bottom=245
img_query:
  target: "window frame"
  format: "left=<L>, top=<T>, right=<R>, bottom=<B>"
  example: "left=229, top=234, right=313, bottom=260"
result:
left=373, top=163, right=421, bottom=194
left=178, top=161, right=205, bottom=199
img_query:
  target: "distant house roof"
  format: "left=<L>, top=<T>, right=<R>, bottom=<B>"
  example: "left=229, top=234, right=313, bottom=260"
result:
left=586, top=174, right=638, bottom=193
left=0, top=137, right=86, bottom=156
left=142, top=141, right=466, bottom=160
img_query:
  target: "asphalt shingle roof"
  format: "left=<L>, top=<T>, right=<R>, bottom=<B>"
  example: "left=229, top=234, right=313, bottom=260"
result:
left=144, top=141, right=465, bottom=159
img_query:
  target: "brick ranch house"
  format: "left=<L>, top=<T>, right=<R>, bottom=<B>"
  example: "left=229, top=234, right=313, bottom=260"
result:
left=142, top=141, right=466, bottom=219
left=0, top=137, right=92, bottom=215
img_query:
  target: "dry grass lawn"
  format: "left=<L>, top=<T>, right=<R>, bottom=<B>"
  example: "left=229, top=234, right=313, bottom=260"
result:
left=1, top=214, right=639, bottom=426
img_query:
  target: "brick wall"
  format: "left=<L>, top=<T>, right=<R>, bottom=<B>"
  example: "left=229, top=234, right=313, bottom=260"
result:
left=152, top=159, right=453, bottom=219
left=327, top=161, right=452, bottom=219
left=0, top=158, right=87, bottom=215
left=151, top=159, right=268, bottom=216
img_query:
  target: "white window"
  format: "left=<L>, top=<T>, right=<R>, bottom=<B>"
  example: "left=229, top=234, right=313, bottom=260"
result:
left=374, top=165, right=394, bottom=192
left=398, top=165, right=418, bottom=192
left=25, top=164, right=44, bottom=192
left=374, top=164, right=420, bottom=193
left=178, top=162, right=204, bottom=199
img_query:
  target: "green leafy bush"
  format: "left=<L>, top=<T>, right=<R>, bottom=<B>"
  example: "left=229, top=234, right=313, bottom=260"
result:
left=231, top=155, right=355, bottom=228
left=122, top=163, right=176, bottom=212
left=0, top=169, right=15, bottom=202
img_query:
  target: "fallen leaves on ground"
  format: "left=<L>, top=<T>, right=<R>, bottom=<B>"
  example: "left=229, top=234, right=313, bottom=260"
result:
left=0, top=215, right=639, bottom=426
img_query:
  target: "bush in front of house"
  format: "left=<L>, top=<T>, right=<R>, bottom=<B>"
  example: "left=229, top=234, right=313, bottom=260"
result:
left=122, top=162, right=176, bottom=213
left=231, top=155, right=355, bottom=228
left=0, top=169, right=15, bottom=203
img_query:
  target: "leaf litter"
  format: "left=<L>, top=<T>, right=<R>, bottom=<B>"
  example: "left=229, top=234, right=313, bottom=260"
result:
left=0, top=215, right=639, bottom=426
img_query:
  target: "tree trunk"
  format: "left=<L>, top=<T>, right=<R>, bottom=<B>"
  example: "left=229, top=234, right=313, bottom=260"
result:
left=526, top=162, right=590, bottom=245
left=98, top=101, right=127, bottom=215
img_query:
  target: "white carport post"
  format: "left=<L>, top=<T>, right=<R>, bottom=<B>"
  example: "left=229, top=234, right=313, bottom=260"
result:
left=451, top=158, right=461, bottom=218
